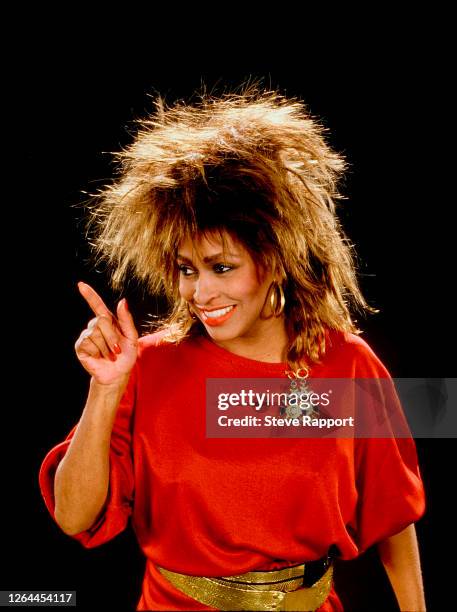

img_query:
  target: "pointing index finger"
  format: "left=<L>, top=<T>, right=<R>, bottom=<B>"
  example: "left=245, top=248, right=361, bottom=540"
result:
left=77, top=282, right=113, bottom=317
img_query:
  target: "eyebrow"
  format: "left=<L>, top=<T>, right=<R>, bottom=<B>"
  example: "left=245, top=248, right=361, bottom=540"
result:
left=177, top=252, right=240, bottom=264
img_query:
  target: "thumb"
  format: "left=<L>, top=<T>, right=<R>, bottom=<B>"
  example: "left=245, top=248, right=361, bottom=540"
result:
left=116, top=298, right=138, bottom=341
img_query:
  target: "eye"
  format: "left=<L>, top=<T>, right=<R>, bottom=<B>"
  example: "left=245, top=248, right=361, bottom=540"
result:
left=178, top=264, right=195, bottom=277
left=213, top=263, right=233, bottom=274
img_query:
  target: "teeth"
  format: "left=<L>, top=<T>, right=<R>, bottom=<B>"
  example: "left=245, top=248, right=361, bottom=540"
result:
left=203, top=305, right=235, bottom=318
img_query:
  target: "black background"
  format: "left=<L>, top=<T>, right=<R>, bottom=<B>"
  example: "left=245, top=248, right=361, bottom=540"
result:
left=3, top=13, right=453, bottom=611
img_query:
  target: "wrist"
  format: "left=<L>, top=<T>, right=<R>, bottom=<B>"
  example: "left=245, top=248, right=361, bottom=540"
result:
left=89, top=373, right=131, bottom=391
left=87, top=374, right=132, bottom=408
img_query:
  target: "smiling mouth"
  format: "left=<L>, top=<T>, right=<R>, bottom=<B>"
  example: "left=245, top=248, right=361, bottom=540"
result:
left=198, top=304, right=237, bottom=325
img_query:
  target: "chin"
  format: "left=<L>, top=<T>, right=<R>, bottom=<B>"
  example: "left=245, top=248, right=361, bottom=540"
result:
left=204, top=324, right=242, bottom=341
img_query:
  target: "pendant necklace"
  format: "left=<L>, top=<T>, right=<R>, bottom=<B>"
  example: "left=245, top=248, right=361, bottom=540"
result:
left=280, top=367, right=319, bottom=419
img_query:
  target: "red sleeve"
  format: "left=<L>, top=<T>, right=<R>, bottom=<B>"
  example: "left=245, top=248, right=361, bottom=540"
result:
left=38, top=364, right=137, bottom=548
left=350, top=340, right=426, bottom=553
left=354, top=436, right=425, bottom=553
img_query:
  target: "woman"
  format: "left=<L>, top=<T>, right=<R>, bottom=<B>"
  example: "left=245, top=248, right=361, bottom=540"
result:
left=39, top=87, right=426, bottom=611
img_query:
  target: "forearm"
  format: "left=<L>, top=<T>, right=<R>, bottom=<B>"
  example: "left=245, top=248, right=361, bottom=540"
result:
left=377, top=524, right=426, bottom=611
left=54, top=375, right=130, bottom=535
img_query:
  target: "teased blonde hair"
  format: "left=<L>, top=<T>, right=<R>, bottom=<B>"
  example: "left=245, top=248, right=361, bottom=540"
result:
left=85, top=85, right=377, bottom=370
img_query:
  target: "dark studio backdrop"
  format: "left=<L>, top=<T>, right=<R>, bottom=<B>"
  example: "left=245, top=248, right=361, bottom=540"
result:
left=4, top=21, right=453, bottom=612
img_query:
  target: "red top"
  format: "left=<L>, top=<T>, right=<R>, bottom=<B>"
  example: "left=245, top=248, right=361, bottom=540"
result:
left=39, top=329, right=426, bottom=611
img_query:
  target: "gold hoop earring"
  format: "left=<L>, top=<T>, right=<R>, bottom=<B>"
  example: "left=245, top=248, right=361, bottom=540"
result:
left=269, top=281, right=285, bottom=317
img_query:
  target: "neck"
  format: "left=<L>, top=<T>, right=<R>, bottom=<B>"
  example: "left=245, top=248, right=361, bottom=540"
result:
left=212, top=318, right=289, bottom=363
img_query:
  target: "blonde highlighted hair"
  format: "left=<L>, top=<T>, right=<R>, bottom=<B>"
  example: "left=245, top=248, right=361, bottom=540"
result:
left=84, top=85, right=377, bottom=370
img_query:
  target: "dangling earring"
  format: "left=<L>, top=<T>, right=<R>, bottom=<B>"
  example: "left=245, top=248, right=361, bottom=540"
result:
left=269, top=281, right=285, bottom=317
left=186, top=302, right=197, bottom=320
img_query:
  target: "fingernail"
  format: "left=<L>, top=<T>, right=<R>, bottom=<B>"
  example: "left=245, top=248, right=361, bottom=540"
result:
left=124, top=299, right=129, bottom=311
left=109, top=352, right=117, bottom=361
left=113, top=343, right=122, bottom=354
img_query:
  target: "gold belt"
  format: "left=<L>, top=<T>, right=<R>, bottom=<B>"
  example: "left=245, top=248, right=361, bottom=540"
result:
left=157, top=561, right=334, bottom=611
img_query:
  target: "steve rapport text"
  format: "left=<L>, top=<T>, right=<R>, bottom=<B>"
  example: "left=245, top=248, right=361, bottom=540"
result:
left=217, top=415, right=355, bottom=428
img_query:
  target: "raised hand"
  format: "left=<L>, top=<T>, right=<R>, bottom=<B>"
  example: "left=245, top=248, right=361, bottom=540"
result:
left=75, top=282, right=139, bottom=386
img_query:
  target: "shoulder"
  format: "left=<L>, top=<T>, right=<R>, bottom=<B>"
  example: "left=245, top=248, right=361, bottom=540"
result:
left=135, top=329, right=182, bottom=377
left=137, top=327, right=201, bottom=365
left=320, top=328, right=391, bottom=377
left=137, top=328, right=180, bottom=358
left=138, top=328, right=177, bottom=350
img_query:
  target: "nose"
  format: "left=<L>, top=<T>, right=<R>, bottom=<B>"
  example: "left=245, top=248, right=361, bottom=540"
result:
left=193, top=271, right=220, bottom=305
